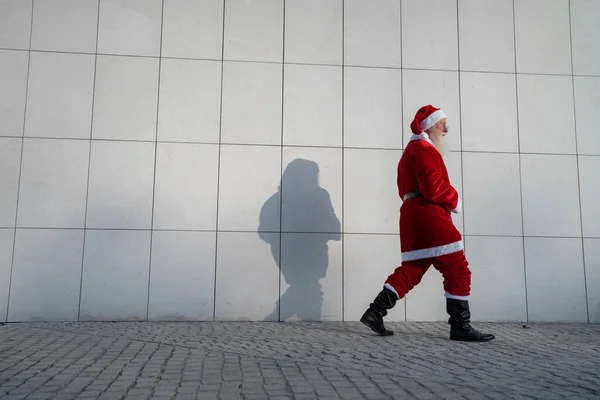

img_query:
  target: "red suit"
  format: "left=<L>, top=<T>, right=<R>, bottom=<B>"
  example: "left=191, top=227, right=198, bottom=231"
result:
left=360, top=104, right=494, bottom=342
left=384, top=133, right=471, bottom=300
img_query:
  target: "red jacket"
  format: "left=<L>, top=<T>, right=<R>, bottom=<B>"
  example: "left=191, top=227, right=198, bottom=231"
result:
left=397, top=134, right=463, bottom=261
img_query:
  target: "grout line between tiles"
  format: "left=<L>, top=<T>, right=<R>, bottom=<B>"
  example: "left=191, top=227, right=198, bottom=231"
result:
left=276, top=0, right=285, bottom=321
left=568, top=0, right=589, bottom=323
left=4, top=46, right=600, bottom=78
left=3, top=227, right=598, bottom=240
left=145, top=0, right=166, bottom=322
left=341, top=0, right=345, bottom=322
left=456, top=150, right=584, bottom=157
left=5, top=0, right=35, bottom=323
left=0, top=47, right=30, bottom=53
left=513, top=0, right=529, bottom=324
left=212, top=0, right=227, bottom=322
left=77, top=0, right=101, bottom=322
left=4, top=135, right=600, bottom=157
left=456, top=0, right=466, bottom=252
left=277, top=0, right=286, bottom=323
left=400, top=0, right=407, bottom=319
left=399, top=0, right=404, bottom=155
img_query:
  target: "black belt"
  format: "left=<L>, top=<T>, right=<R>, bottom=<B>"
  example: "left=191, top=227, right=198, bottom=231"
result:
left=402, top=191, right=422, bottom=201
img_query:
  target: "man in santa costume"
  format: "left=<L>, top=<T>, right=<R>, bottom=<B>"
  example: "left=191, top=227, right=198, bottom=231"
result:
left=360, top=105, right=495, bottom=342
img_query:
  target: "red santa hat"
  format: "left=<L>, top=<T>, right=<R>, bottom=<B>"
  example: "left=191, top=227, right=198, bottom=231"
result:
left=410, top=104, right=447, bottom=134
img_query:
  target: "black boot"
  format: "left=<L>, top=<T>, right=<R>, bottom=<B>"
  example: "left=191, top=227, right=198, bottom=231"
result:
left=447, top=299, right=495, bottom=342
left=360, top=287, right=398, bottom=336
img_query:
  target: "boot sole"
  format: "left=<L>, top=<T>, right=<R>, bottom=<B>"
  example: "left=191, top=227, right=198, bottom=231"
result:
left=360, top=317, right=394, bottom=336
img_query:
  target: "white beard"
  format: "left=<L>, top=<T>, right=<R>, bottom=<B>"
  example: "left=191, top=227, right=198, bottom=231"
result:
left=431, top=134, right=449, bottom=158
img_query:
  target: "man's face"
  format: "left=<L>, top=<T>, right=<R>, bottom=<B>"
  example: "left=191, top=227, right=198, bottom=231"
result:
left=429, top=118, right=448, bottom=137
left=428, top=119, right=449, bottom=157
left=441, top=118, right=449, bottom=134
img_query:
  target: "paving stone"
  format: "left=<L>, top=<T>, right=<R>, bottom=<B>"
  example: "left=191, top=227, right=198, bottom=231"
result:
left=195, top=393, right=218, bottom=400
left=1, top=395, right=28, bottom=400
left=0, top=322, right=599, bottom=400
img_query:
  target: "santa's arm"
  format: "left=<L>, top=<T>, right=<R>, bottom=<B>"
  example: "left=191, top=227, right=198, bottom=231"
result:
left=414, top=148, right=461, bottom=213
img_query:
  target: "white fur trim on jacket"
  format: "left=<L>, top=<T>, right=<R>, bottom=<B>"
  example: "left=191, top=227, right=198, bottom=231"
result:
left=420, top=109, right=447, bottom=132
left=409, top=132, right=434, bottom=145
left=401, top=240, right=464, bottom=262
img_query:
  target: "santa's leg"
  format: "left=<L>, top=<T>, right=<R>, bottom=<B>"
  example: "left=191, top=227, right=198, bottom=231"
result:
left=360, top=260, right=429, bottom=336
left=433, top=252, right=495, bottom=342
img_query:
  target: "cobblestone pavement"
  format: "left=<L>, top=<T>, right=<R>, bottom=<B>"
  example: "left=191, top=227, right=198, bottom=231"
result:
left=0, top=321, right=599, bottom=399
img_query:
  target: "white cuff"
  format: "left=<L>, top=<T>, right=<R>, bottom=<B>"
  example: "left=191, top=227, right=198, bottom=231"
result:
left=450, top=195, right=462, bottom=214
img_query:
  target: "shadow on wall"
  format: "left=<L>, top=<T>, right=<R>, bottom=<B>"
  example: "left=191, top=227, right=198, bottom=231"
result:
left=258, top=159, right=341, bottom=321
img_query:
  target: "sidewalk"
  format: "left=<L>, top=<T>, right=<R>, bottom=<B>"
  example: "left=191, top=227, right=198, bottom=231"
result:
left=0, top=321, right=599, bottom=399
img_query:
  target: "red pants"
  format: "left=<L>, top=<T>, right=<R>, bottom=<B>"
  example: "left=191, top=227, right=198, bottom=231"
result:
left=385, top=251, right=471, bottom=299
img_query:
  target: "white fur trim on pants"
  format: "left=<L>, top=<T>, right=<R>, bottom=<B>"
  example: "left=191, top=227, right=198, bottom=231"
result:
left=444, top=292, right=469, bottom=300
left=401, top=240, right=464, bottom=262
left=384, top=283, right=399, bottom=298
left=420, top=109, right=447, bottom=132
